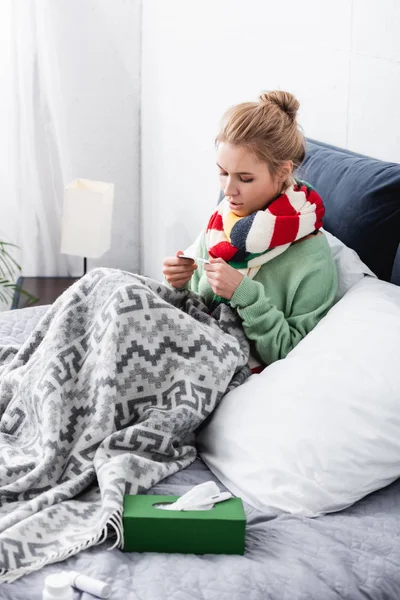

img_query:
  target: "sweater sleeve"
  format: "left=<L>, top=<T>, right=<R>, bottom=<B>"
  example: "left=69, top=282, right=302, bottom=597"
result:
left=184, top=231, right=208, bottom=294
left=229, top=262, right=337, bottom=365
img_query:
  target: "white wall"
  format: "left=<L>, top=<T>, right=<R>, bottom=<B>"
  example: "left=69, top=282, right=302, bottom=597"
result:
left=141, top=0, right=400, bottom=280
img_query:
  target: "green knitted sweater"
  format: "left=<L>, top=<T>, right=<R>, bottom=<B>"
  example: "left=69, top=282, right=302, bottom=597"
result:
left=182, top=230, right=338, bottom=365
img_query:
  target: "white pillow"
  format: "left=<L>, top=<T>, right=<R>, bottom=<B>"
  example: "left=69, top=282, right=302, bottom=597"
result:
left=197, top=277, right=400, bottom=517
left=322, top=228, right=376, bottom=303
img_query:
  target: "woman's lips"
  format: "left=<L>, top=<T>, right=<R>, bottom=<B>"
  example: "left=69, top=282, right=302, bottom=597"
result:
left=228, top=200, right=243, bottom=209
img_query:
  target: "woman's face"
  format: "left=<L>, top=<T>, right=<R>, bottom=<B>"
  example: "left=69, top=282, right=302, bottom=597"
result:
left=216, top=142, right=284, bottom=217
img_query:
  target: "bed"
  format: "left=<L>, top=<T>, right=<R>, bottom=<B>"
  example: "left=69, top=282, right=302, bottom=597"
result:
left=1, top=140, right=400, bottom=600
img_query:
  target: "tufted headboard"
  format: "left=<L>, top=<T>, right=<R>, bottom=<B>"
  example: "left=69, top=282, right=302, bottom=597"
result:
left=301, top=139, right=400, bottom=285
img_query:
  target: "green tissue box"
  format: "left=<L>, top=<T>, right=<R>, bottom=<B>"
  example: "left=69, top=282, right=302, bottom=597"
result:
left=122, top=494, right=246, bottom=555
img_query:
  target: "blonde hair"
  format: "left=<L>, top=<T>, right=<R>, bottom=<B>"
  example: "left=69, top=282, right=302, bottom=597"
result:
left=216, top=90, right=305, bottom=188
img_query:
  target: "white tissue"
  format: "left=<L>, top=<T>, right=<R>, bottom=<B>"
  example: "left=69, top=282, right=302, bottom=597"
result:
left=154, top=481, right=233, bottom=511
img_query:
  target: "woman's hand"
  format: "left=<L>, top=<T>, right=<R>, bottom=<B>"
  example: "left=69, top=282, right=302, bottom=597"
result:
left=162, top=251, right=197, bottom=289
left=204, top=258, right=243, bottom=300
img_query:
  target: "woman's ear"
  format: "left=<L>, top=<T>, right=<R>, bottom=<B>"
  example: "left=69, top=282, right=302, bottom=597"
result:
left=278, top=160, right=294, bottom=183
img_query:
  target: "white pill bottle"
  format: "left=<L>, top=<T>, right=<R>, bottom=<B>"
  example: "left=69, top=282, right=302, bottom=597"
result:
left=43, top=573, right=73, bottom=600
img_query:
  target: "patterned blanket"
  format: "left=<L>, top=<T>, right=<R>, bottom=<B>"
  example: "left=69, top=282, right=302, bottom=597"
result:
left=0, top=269, right=250, bottom=582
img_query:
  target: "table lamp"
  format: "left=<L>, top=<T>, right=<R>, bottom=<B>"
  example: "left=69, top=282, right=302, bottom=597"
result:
left=60, top=179, right=114, bottom=274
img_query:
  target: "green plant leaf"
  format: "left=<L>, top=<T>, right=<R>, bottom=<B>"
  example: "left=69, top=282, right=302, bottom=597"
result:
left=0, top=256, right=16, bottom=280
left=0, top=244, right=22, bottom=274
left=0, top=242, right=36, bottom=307
left=0, top=242, right=18, bottom=248
left=12, top=283, right=38, bottom=306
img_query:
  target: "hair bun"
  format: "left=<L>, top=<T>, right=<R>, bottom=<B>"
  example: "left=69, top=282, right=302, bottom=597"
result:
left=259, top=90, right=299, bottom=122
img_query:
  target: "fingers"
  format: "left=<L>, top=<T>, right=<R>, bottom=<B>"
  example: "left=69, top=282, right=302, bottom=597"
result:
left=204, top=261, right=222, bottom=273
left=176, top=250, right=196, bottom=263
left=166, top=271, right=193, bottom=283
left=208, top=257, right=225, bottom=264
left=169, top=278, right=192, bottom=289
left=203, top=259, right=240, bottom=300
left=162, top=252, right=197, bottom=288
left=164, top=264, right=197, bottom=274
left=164, top=270, right=193, bottom=288
left=162, top=264, right=197, bottom=277
left=205, top=266, right=243, bottom=300
left=162, top=256, right=197, bottom=273
left=163, top=256, right=185, bottom=267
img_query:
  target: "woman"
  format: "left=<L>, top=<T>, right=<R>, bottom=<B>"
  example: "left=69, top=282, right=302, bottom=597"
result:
left=163, top=90, right=338, bottom=368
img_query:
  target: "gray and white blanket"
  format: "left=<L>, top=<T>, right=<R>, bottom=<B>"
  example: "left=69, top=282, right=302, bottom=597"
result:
left=0, top=268, right=250, bottom=583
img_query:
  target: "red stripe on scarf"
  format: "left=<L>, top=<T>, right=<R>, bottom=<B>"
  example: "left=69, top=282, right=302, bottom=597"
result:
left=308, top=189, right=325, bottom=229
left=267, top=195, right=300, bottom=247
left=267, top=194, right=297, bottom=217
left=266, top=195, right=299, bottom=247
left=269, top=216, right=299, bottom=247
left=209, top=241, right=238, bottom=261
left=207, top=211, right=224, bottom=232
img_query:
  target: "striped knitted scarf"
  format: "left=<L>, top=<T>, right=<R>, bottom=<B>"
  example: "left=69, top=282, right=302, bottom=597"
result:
left=206, top=180, right=324, bottom=278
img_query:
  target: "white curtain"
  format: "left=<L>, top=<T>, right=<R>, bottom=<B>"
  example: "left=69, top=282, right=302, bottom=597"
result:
left=0, top=0, right=80, bottom=278
left=0, top=0, right=141, bottom=282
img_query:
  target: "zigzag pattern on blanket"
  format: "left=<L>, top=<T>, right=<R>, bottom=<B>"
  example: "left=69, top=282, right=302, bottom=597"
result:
left=0, top=268, right=250, bottom=582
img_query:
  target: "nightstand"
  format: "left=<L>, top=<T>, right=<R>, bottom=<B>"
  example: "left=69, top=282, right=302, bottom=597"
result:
left=13, top=277, right=80, bottom=309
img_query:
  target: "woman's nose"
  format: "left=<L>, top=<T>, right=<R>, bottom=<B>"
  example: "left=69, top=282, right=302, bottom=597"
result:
left=224, top=177, right=238, bottom=197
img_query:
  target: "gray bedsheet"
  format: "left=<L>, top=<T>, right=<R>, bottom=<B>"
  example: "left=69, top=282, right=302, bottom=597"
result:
left=1, top=306, right=400, bottom=600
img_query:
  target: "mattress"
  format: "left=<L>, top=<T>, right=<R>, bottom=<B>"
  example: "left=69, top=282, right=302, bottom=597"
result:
left=1, top=306, right=400, bottom=600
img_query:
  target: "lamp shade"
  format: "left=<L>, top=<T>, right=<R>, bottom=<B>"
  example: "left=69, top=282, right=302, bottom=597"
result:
left=60, top=179, right=114, bottom=259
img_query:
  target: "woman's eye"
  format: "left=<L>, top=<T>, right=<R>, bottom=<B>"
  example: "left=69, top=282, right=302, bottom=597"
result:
left=218, top=172, right=253, bottom=183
